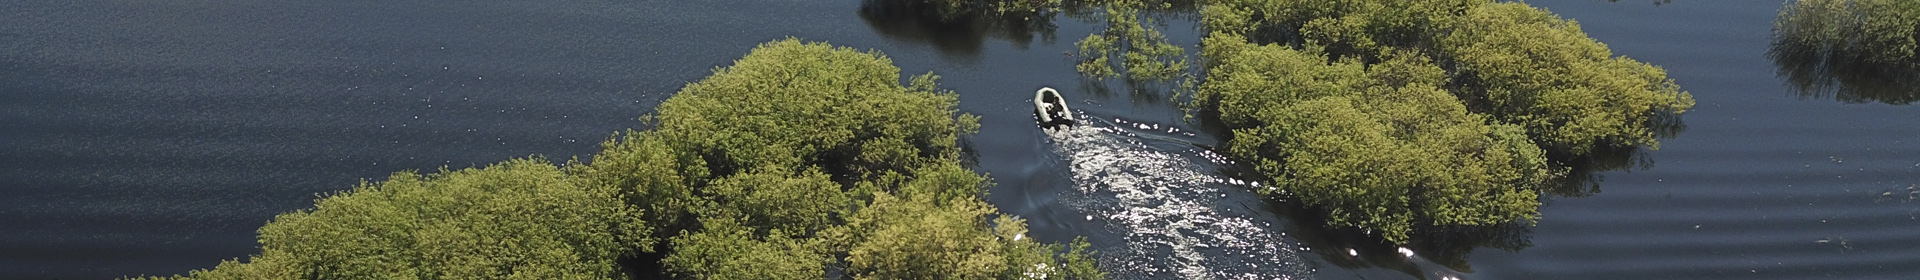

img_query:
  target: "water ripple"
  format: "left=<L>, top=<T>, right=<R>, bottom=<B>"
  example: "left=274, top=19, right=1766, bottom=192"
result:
left=1045, top=117, right=1308, bottom=280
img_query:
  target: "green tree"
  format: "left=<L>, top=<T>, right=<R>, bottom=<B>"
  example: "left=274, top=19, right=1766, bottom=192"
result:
left=662, top=217, right=829, bottom=280
left=636, top=38, right=1099, bottom=280
left=1439, top=2, right=1695, bottom=155
left=138, top=38, right=1100, bottom=280
left=573, top=129, right=698, bottom=238
left=131, top=159, right=651, bottom=280
left=1199, top=38, right=1548, bottom=242
left=1193, top=0, right=1692, bottom=243
left=1202, top=0, right=1694, bottom=155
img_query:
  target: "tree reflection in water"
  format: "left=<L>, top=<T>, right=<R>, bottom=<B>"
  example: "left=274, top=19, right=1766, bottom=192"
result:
left=1769, top=46, right=1920, bottom=105
left=1768, top=0, right=1920, bottom=105
left=1260, top=145, right=1654, bottom=275
left=857, top=0, right=1060, bottom=58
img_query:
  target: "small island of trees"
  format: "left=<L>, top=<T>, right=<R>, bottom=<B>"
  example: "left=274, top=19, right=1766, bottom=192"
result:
left=132, top=39, right=1103, bottom=280
left=1193, top=0, right=1695, bottom=243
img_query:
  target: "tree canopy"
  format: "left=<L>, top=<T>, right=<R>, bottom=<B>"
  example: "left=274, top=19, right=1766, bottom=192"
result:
left=1194, top=0, right=1693, bottom=243
left=130, top=159, right=652, bottom=280
left=133, top=39, right=1102, bottom=280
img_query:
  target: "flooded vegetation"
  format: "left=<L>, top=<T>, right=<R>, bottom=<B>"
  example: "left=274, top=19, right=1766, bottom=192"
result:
left=1072, top=0, right=1192, bottom=80
left=1194, top=0, right=1694, bottom=244
left=1769, top=0, right=1920, bottom=104
left=132, top=39, right=1103, bottom=280
left=4, top=0, right=1919, bottom=279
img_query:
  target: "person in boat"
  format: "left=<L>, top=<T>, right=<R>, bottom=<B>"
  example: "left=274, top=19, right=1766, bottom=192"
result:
left=1033, top=87, right=1074, bottom=128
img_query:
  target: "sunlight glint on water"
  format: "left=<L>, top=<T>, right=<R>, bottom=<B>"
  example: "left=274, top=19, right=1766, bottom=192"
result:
left=1045, top=115, right=1309, bottom=280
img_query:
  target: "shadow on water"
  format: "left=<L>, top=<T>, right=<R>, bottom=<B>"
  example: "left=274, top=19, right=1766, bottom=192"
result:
left=1264, top=197, right=1533, bottom=278
left=1258, top=148, right=1649, bottom=277
left=857, top=0, right=1060, bottom=58
left=1766, top=44, right=1920, bottom=105
left=1547, top=144, right=1653, bottom=198
left=1078, top=77, right=1184, bottom=109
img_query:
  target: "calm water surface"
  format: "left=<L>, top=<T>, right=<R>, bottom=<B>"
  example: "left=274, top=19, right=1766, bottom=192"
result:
left=3, top=0, right=1915, bottom=279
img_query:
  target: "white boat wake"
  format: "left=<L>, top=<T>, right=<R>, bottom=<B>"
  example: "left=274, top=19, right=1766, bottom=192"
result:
left=1045, top=117, right=1311, bottom=280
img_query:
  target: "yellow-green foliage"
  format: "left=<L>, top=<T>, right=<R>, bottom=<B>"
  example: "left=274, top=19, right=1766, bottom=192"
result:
left=1075, top=0, right=1188, bottom=80
left=139, top=38, right=1100, bottom=280
left=610, top=38, right=1102, bottom=280
left=1200, top=0, right=1485, bottom=62
left=1197, top=0, right=1692, bottom=243
left=1776, top=0, right=1920, bottom=65
left=653, top=39, right=977, bottom=183
left=1201, top=35, right=1548, bottom=242
left=1440, top=3, right=1695, bottom=154
left=1205, top=0, right=1693, bottom=155
left=843, top=192, right=1006, bottom=279
left=574, top=130, right=695, bottom=238
left=1195, top=0, right=1693, bottom=243
left=662, top=217, right=828, bottom=280
left=132, top=159, right=650, bottom=280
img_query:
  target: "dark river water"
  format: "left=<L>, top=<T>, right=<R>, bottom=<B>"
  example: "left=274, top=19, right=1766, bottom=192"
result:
left=3, top=0, right=1916, bottom=279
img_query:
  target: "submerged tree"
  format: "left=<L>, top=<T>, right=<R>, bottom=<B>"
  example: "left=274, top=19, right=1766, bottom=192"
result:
left=1074, top=0, right=1190, bottom=80
left=1194, top=0, right=1693, bottom=244
left=1770, top=0, right=1920, bottom=104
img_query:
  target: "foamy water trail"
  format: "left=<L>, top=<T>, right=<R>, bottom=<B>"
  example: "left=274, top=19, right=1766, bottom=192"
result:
left=1045, top=118, right=1311, bottom=280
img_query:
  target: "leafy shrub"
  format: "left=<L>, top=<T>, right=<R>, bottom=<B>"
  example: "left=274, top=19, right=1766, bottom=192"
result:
left=1770, top=0, right=1920, bottom=104
left=651, top=39, right=977, bottom=183
left=1439, top=2, right=1695, bottom=154
left=623, top=38, right=1100, bottom=280
left=1200, top=37, right=1548, bottom=242
left=1775, top=0, right=1920, bottom=66
left=132, top=159, right=650, bottom=280
left=661, top=217, right=828, bottom=280
left=1195, top=0, right=1692, bottom=243
left=140, top=38, right=1098, bottom=280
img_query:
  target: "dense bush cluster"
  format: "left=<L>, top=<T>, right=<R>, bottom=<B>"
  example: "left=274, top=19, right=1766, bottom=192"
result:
left=1775, top=0, right=1920, bottom=66
left=131, top=159, right=651, bottom=280
left=627, top=39, right=1097, bottom=280
left=134, top=39, right=1102, bottom=280
left=1770, top=0, right=1920, bottom=104
left=1195, top=0, right=1693, bottom=243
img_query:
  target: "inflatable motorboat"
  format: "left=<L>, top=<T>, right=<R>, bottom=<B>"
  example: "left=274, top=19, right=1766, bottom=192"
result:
left=1034, top=87, right=1074, bottom=128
